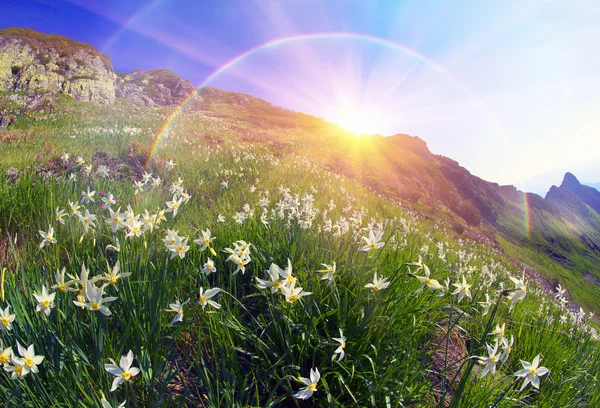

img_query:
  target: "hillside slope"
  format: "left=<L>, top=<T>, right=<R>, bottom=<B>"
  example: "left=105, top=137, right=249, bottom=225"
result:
left=1, top=28, right=600, bottom=315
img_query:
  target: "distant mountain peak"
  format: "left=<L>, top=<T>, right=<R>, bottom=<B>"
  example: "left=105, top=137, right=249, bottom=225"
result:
left=562, top=172, right=581, bottom=188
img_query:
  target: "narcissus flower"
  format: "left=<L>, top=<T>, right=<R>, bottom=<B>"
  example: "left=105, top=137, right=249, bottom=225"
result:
left=81, top=186, right=96, bottom=204
left=33, top=285, right=55, bottom=316
left=365, top=272, right=390, bottom=292
left=452, top=276, right=472, bottom=303
left=0, top=305, right=15, bottom=331
left=202, top=258, right=217, bottom=275
left=318, top=262, right=337, bottom=283
left=332, top=329, right=347, bottom=361
left=101, top=391, right=126, bottom=408
left=12, top=342, right=44, bottom=376
left=256, top=263, right=284, bottom=293
left=514, top=355, right=549, bottom=391
left=104, top=350, right=140, bottom=392
left=199, top=287, right=222, bottom=309
left=509, top=270, right=528, bottom=311
left=294, top=367, right=320, bottom=400
left=39, top=225, right=57, bottom=249
left=165, top=298, right=190, bottom=324
left=51, top=267, right=76, bottom=293
left=73, top=283, right=117, bottom=316
left=478, top=341, right=500, bottom=378
left=281, top=278, right=311, bottom=303
left=478, top=293, right=492, bottom=316
left=359, top=229, right=385, bottom=251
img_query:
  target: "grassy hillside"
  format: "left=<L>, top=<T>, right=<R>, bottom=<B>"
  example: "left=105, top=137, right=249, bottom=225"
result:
left=0, top=91, right=599, bottom=407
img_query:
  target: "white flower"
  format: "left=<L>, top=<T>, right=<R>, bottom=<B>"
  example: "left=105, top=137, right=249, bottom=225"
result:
left=365, top=272, right=390, bottom=292
left=76, top=156, right=85, bottom=165
left=73, top=282, right=118, bottom=316
left=165, top=159, right=176, bottom=171
left=0, top=343, right=12, bottom=365
left=202, top=257, right=217, bottom=275
left=101, top=391, right=126, bottom=408
left=451, top=276, right=472, bottom=303
left=134, top=181, right=144, bottom=195
left=166, top=236, right=190, bottom=260
left=97, top=165, right=110, bottom=178
left=104, top=350, right=140, bottom=392
left=101, top=260, right=131, bottom=286
left=318, top=262, right=337, bottom=283
left=500, top=334, right=514, bottom=364
left=61, top=152, right=69, bottom=163
left=102, top=192, right=117, bottom=209
left=509, top=270, right=528, bottom=311
left=332, top=329, right=347, bottom=361
left=12, top=342, right=44, bottom=376
left=256, top=263, right=284, bottom=293
left=81, top=186, right=96, bottom=204
left=68, top=200, right=81, bottom=217
left=51, top=267, right=77, bottom=293
left=106, top=207, right=126, bottom=233
left=280, top=278, right=311, bottom=304
left=165, top=194, right=184, bottom=217
left=514, top=355, right=549, bottom=391
left=165, top=298, right=190, bottom=324
left=79, top=209, right=97, bottom=233
left=0, top=305, right=16, bottom=331
left=413, top=262, right=444, bottom=294
left=478, top=341, right=500, bottom=378
left=294, top=367, right=320, bottom=400
left=55, top=207, right=66, bottom=224
left=359, top=229, right=385, bottom=251
left=199, top=287, right=222, bottom=309
left=33, top=285, right=55, bottom=316
left=478, top=293, right=492, bottom=316
left=194, top=229, right=216, bottom=255
left=217, top=214, right=226, bottom=223
left=39, top=225, right=57, bottom=249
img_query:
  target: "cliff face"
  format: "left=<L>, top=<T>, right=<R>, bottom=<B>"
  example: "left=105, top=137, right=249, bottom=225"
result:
left=0, top=28, right=195, bottom=106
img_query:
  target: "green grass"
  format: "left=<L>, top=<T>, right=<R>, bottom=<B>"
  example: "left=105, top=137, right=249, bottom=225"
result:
left=0, top=93, right=599, bottom=407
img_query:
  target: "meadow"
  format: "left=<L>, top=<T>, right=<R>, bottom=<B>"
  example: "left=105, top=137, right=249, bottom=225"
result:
left=0, top=91, right=599, bottom=407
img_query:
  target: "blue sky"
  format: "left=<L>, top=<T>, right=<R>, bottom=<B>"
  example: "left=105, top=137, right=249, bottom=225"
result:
left=3, top=0, right=600, bottom=190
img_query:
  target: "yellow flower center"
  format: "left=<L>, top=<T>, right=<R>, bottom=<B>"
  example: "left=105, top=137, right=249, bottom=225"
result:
left=59, top=285, right=66, bottom=292
left=114, top=217, right=120, bottom=223
left=133, top=227, right=139, bottom=233
left=273, top=281, right=281, bottom=289
left=238, top=261, right=244, bottom=267
left=372, top=286, right=380, bottom=291
left=1, top=317, right=8, bottom=326
left=110, top=278, right=118, bottom=285
left=200, top=295, right=206, bottom=303
left=46, top=236, right=52, bottom=241
left=529, top=368, right=537, bottom=376
left=83, top=219, right=89, bottom=224
left=123, top=371, right=132, bottom=380
left=370, top=243, right=376, bottom=249
left=522, top=285, right=527, bottom=291
left=173, top=203, right=178, bottom=209
left=15, top=366, right=23, bottom=376
left=25, top=358, right=33, bottom=367
left=0, top=354, right=7, bottom=363
left=309, top=383, right=317, bottom=391
left=204, top=239, right=210, bottom=245
left=286, top=276, right=293, bottom=283
left=177, top=245, right=185, bottom=253
left=43, top=300, right=50, bottom=308
left=91, top=303, right=100, bottom=311
left=289, top=295, right=298, bottom=303
left=342, top=342, right=346, bottom=349
left=425, top=278, right=431, bottom=285
left=179, top=309, right=184, bottom=316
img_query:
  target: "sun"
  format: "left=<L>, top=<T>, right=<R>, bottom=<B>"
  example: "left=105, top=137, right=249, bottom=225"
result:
left=331, top=107, right=383, bottom=136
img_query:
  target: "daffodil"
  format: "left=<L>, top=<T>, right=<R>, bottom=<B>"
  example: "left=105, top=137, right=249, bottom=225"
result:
left=413, top=263, right=444, bottom=294
left=514, top=355, right=549, bottom=391
left=104, top=350, right=140, bottom=392
left=478, top=341, right=500, bottom=378
left=365, top=272, right=390, bottom=292
left=509, top=270, right=528, bottom=311
left=0, top=305, right=15, bottom=331
left=55, top=207, right=67, bottom=224
left=165, top=159, right=176, bottom=170
left=106, top=207, right=125, bottom=233
left=166, top=236, right=190, bottom=260
left=101, top=192, right=116, bottom=209
left=452, top=276, right=472, bottom=303
left=73, top=282, right=117, bottom=316
left=478, top=293, right=492, bottom=316
left=13, top=342, right=44, bottom=375
left=165, top=194, right=184, bottom=217
left=79, top=209, right=97, bottom=233
left=101, top=391, right=126, bottom=408
left=0, top=343, right=12, bottom=365
left=199, top=287, right=222, bottom=309
left=294, top=367, right=320, bottom=400
left=500, top=334, right=514, bottom=363
left=332, top=329, right=347, bottom=361
left=68, top=200, right=81, bottom=217
left=359, top=229, right=385, bottom=252
left=33, top=285, right=55, bottom=316
left=51, top=267, right=77, bottom=293
left=39, top=225, right=57, bottom=249
left=202, top=257, right=217, bottom=275
left=101, top=260, right=131, bottom=286
left=81, top=186, right=96, bottom=204
left=281, top=278, right=311, bottom=303
left=4, top=356, right=26, bottom=379
left=194, top=228, right=216, bottom=255
left=318, top=262, right=337, bottom=283
left=256, top=263, right=284, bottom=293
left=165, top=298, right=190, bottom=324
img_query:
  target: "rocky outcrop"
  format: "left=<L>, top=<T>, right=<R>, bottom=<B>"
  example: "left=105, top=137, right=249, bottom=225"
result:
left=546, top=172, right=600, bottom=215
left=115, top=69, right=196, bottom=107
left=0, top=28, right=198, bottom=107
left=0, top=28, right=116, bottom=104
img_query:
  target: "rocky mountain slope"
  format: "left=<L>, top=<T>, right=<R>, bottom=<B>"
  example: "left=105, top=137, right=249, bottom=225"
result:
left=0, top=27, right=196, bottom=106
left=2, top=27, right=600, bottom=313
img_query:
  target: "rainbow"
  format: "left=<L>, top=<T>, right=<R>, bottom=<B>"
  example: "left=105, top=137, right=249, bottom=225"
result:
left=101, top=0, right=164, bottom=52
left=523, top=192, right=532, bottom=238
left=144, top=32, right=510, bottom=168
